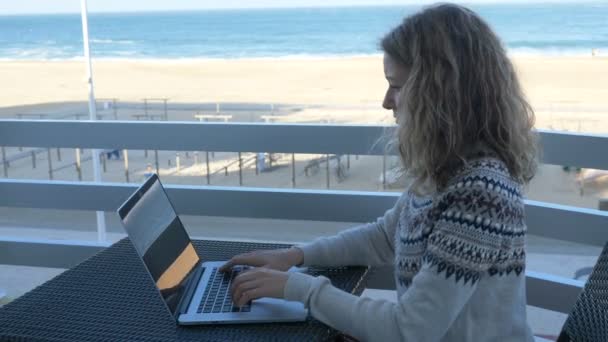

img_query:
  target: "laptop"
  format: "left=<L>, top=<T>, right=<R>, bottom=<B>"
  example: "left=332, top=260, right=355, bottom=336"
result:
left=117, top=173, right=308, bottom=325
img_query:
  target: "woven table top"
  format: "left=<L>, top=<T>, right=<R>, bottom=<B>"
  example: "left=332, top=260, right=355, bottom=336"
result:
left=0, top=238, right=369, bottom=342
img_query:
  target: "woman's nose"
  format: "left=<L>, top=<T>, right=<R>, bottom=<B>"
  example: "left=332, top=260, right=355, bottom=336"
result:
left=383, top=91, right=394, bottom=110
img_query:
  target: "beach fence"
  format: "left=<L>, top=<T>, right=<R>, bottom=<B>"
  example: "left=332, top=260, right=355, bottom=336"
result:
left=4, top=100, right=288, bottom=183
left=545, top=101, right=608, bottom=133
left=304, top=154, right=350, bottom=188
left=143, top=98, right=169, bottom=121
left=3, top=102, right=375, bottom=189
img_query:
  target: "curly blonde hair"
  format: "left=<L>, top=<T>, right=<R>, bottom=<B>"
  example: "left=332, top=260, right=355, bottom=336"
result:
left=381, top=3, right=538, bottom=195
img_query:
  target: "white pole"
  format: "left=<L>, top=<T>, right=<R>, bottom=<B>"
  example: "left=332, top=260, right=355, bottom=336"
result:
left=81, top=0, right=107, bottom=243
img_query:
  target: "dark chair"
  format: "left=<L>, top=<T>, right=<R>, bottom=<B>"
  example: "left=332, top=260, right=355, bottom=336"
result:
left=557, top=242, right=608, bottom=342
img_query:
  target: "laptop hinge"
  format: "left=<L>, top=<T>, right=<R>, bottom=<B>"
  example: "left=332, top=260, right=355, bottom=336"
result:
left=176, top=263, right=206, bottom=317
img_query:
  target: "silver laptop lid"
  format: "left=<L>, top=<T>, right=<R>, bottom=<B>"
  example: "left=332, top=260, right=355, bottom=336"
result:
left=117, top=174, right=200, bottom=318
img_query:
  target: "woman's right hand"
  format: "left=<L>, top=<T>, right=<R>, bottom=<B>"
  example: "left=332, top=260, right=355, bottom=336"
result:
left=219, top=247, right=304, bottom=273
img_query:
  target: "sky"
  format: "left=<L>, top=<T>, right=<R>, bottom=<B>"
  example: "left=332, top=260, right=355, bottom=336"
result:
left=0, top=0, right=582, bottom=15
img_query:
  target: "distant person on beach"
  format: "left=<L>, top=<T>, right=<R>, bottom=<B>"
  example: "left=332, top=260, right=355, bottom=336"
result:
left=143, top=163, right=154, bottom=180
left=220, top=4, right=538, bottom=341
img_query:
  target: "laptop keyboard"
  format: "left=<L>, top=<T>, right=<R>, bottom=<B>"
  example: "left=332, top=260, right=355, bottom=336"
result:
left=197, top=266, right=252, bottom=314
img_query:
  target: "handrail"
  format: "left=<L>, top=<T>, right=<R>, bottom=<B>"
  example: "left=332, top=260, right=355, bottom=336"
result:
left=1, top=120, right=607, bottom=169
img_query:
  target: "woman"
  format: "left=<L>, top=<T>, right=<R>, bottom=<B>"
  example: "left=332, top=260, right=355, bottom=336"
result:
left=220, top=3, right=538, bottom=341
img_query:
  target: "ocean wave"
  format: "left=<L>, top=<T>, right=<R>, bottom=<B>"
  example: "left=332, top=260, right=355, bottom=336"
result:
left=90, top=39, right=136, bottom=45
left=0, top=47, right=76, bottom=60
left=0, top=47, right=604, bottom=61
left=507, top=47, right=606, bottom=57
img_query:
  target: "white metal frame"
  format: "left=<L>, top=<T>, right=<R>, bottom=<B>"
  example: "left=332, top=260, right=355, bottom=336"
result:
left=1, top=120, right=606, bottom=313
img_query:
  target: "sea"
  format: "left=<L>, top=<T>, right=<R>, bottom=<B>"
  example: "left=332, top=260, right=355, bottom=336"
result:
left=0, top=3, right=607, bottom=60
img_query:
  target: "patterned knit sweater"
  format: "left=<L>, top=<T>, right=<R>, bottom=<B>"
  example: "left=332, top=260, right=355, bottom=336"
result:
left=284, top=156, right=535, bottom=342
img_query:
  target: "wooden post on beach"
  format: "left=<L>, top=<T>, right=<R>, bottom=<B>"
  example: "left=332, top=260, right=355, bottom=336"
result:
left=75, top=148, right=82, bottom=181
left=1, top=147, right=7, bottom=177
left=56, top=148, right=62, bottom=162
left=194, top=152, right=199, bottom=166
left=176, top=153, right=181, bottom=173
left=47, top=148, right=53, bottom=180
left=154, top=150, right=159, bottom=174
left=31, top=150, right=36, bottom=169
left=326, top=154, right=330, bottom=189
left=205, top=151, right=210, bottom=185
left=382, top=154, right=387, bottom=190
left=292, top=153, right=296, bottom=188
left=123, top=149, right=130, bottom=183
left=238, top=152, right=243, bottom=186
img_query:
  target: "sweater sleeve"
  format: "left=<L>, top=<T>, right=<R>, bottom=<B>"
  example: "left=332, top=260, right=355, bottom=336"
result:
left=284, top=181, right=524, bottom=341
left=295, top=192, right=408, bottom=267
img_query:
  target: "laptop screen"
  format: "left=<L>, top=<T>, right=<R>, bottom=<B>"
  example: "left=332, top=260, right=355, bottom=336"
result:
left=118, top=174, right=200, bottom=317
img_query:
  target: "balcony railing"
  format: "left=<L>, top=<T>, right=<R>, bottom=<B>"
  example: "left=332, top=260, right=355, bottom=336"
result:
left=1, top=119, right=608, bottom=314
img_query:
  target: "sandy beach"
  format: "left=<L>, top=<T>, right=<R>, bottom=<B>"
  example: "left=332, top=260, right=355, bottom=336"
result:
left=1, top=56, right=607, bottom=123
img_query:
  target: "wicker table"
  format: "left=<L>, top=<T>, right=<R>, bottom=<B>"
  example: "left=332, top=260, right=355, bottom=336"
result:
left=0, top=239, right=369, bottom=342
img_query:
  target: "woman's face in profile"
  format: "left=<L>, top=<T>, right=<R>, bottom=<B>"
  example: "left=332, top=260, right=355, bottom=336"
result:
left=382, top=53, right=409, bottom=124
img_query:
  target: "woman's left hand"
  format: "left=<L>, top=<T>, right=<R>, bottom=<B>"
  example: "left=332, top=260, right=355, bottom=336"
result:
left=230, top=268, right=289, bottom=307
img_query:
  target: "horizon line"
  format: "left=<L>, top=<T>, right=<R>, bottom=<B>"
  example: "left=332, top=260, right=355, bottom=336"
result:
left=0, top=1, right=602, bottom=17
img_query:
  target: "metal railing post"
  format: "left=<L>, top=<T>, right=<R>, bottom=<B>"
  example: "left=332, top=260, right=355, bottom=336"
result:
left=47, top=148, right=53, bottom=180
left=123, top=149, right=129, bottom=182
left=292, top=153, right=296, bottom=188
left=382, top=154, right=387, bottom=190
left=154, top=150, right=159, bottom=174
left=101, top=152, right=107, bottom=172
left=238, top=152, right=243, bottom=186
left=1, top=147, right=7, bottom=177
left=206, top=151, right=210, bottom=185
left=326, top=154, right=330, bottom=189
left=75, top=148, right=82, bottom=181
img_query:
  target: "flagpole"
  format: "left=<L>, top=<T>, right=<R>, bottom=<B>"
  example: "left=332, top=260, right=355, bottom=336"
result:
left=80, top=0, right=107, bottom=242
